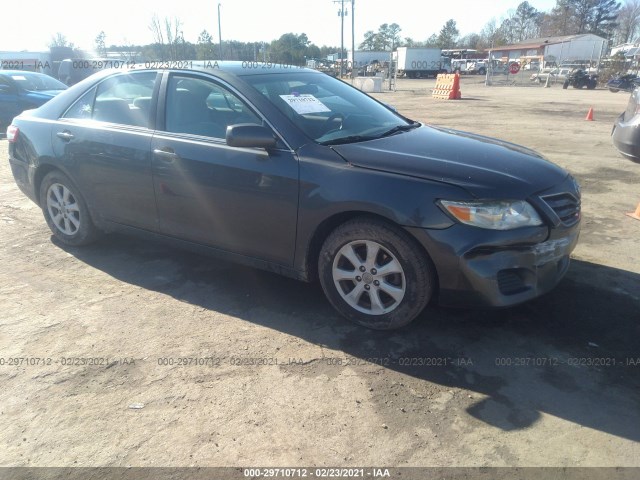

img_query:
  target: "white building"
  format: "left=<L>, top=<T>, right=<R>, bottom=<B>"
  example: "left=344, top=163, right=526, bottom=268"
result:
left=0, top=51, right=53, bottom=74
left=490, top=34, right=607, bottom=66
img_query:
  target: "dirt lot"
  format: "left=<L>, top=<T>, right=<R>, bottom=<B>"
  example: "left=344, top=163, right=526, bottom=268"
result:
left=0, top=78, right=639, bottom=469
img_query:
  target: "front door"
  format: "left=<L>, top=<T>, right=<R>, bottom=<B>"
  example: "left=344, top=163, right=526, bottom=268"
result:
left=151, top=73, right=299, bottom=266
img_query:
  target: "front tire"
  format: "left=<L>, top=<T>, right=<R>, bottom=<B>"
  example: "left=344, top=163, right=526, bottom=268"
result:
left=40, top=171, right=100, bottom=246
left=318, top=218, right=434, bottom=330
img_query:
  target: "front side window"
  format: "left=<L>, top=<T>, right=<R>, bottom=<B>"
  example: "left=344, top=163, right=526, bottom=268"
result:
left=164, top=75, right=262, bottom=139
left=64, top=71, right=157, bottom=127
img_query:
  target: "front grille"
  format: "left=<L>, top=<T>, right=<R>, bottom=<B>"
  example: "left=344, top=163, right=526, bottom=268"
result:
left=541, top=193, right=580, bottom=226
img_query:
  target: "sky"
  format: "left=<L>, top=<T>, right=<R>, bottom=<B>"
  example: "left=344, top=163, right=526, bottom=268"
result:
left=0, top=0, right=558, bottom=53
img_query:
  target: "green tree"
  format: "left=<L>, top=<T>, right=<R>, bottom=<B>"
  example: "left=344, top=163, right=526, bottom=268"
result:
left=459, top=33, right=481, bottom=49
left=540, top=0, right=620, bottom=37
left=387, top=23, right=402, bottom=50
left=270, top=33, right=311, bottom=64
left=196, top=30, right=216, bottom=60
left=591, top=0, right=622, bottom=37
left=512, top=1, right=542, bottom=40
left=425, top=33, right=439, bottom=47
left=375, top=23, right=391, bottom=49
left=95, top=31, right=106, bottom=56
left=359, top=30, right=377, bottom=50
left=437, top=19, right=459, bottom=48
left=49, top=33, right=74, bottom=49
left=615, top=0, right=640, bottom=43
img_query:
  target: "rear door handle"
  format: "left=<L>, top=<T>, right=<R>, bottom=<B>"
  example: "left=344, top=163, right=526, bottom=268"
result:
left=153, top=148, right=180, bottom=161
left=56, top=131, right=74, bottom=141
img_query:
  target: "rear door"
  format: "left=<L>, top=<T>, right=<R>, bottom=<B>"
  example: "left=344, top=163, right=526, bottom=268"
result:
left=53, top=71, right=160, bottom=231
left=151, top=72, right=299, bottom=266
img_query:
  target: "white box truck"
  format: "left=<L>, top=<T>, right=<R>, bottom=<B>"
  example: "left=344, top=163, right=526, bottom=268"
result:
left=395, top=47, right=451, bottom=78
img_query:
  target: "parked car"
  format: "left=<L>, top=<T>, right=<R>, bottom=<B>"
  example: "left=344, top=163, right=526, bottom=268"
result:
left=530, top=67, right=572, bottom=83
left=7, top=62, right=581, bottom=329
left=0, top=70, right=67, bottom=131
left=451, top=59, right=486, bottom=75
left=612, top=87, right=640, bottom=162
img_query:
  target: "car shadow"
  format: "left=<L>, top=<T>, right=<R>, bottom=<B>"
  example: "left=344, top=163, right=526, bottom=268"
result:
left=54, top=233, right=640, bottom=441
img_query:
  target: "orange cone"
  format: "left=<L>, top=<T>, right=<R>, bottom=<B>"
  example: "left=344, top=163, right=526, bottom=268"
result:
left=585, top=107, right=594, bottom=121
left=626, top=202, right=640, bottom=220
left=451, top=73, right=461, bottom=100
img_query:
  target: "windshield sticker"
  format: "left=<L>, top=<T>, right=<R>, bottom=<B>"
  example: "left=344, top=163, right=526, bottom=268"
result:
left=11, top=75, right=27, bottom=81
left=279, top=94, right=330, bottom=114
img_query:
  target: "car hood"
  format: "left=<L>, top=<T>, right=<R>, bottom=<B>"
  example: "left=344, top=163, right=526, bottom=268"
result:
left=331, top=125, right=568, bottom=198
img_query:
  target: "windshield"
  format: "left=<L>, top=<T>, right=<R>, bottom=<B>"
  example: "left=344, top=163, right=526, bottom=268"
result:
left=243, top=72, right=415, bottom=145
left=6, top=73, right=67, bottom=92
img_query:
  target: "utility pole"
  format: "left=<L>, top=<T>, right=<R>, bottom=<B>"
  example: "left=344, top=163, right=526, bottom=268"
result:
left=218, top=3, right=223, bottom=60
left=340, top=0, right=345, bottom=77
left=334, top=0, right=347, bottom=77
left=351, top=0, right=355, bottom=79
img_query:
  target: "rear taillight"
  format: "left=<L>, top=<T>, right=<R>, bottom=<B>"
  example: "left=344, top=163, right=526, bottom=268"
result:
left=6, top=125, right=19, bottom=143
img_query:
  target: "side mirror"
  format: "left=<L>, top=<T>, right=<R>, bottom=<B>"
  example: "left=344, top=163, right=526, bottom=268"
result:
left=226, top=124, right=277, bottom=149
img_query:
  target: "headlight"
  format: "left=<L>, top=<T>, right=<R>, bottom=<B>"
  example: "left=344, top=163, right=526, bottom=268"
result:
left=439, top=200, right=543, bottom=230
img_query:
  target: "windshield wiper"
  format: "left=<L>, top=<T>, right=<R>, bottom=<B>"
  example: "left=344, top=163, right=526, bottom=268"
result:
left=319, top=122, right=420, bottom=146
left=319, top=135, right=378, bottom=146
left=377, top=122, right=421, bottom=138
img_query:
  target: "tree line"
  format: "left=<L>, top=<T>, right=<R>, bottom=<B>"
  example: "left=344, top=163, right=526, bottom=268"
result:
left=48, top=0, right=640, bottom=63
left=360, top=0, right=636, bottom=51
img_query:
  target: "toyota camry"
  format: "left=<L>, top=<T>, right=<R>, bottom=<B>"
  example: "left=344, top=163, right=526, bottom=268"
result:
left=7, top=62, right=581, bottom=329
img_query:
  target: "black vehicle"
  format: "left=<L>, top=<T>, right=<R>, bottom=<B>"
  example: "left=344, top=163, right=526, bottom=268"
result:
left=606, top=73, right=640, bottom=93
left=6, top=62, right=581, bottom=330
left=562, top=69, right=598, bottom=89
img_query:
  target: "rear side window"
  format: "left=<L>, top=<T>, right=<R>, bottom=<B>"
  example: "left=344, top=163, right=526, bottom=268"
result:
left=64, top=87, right=97, bottom=120
left=63, top=71, right=158, bottom=128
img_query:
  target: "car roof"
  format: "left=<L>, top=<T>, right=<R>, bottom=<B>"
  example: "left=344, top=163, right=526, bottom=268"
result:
left=128, top=60, right=321, bottom=77
left=0, top=70, right=49, bottom=76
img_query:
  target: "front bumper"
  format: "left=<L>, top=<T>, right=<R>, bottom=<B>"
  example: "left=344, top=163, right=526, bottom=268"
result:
left=406, top=219, right=580, bottom=308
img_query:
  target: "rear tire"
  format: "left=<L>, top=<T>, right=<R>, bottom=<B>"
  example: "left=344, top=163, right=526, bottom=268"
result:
left=318, top=217, right=434, bottom=330
left=40, top=171, right=100, bottom=246
left=609, top=88, right=619, bottom=93
left=563, top=80, right=569, bottom=89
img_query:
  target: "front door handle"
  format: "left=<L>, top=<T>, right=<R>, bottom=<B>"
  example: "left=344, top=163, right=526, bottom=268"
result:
left=56, top=131, right=74, bottom=141
left=153, top=148, right=180, bottom=161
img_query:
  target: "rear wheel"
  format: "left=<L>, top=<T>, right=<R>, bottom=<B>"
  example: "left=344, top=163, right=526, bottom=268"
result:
left=40, top=171, right=100, bottom=246
left=609, top=88, right=619, bottom=93
left=563, top=80, right=569, bottom=89
left=318, top=218, right=434, bottom=330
